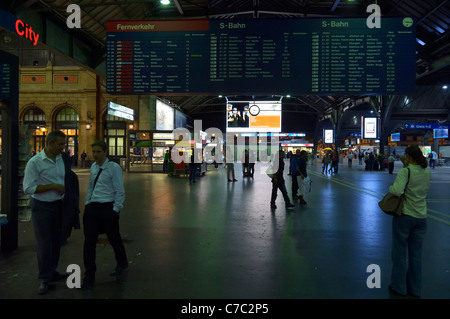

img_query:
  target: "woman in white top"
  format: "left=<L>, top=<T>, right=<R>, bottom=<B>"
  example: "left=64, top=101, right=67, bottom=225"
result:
left=388, top=145, right=431, bottom=297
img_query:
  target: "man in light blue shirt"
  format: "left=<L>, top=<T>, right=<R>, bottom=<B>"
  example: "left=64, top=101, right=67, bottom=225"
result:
left=23, top=130, right=69, bottom=295
left=81, top=140, right=127, bottom=289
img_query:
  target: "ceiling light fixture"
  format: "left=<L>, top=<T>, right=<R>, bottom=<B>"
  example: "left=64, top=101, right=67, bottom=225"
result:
left=160, top=0, right=170, bottom=5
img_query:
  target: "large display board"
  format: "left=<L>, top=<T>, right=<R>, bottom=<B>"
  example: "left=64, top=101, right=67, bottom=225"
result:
left=106, top=17, right=416, bottom=95
left=226, top=100, right=281, bottom=132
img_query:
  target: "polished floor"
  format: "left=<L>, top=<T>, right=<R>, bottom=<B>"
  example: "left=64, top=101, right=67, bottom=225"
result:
left=1, top=158, right=450, bottom=300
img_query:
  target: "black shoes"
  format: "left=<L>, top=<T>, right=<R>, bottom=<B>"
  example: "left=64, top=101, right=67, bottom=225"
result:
left=285, top=203, right=295, bottom=209
left=299, top=199, right=307, bottom=205
left=38, top=281, right=50, bottom=295
left=228, top=179, right=238, bottom=182
left=270, top=203, right=277, bottom=209
left=110, top=264, right=128, bottom=276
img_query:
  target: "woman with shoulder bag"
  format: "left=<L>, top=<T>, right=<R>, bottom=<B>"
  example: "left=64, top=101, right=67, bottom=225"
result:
left=388, top=145, right=431, bottom=298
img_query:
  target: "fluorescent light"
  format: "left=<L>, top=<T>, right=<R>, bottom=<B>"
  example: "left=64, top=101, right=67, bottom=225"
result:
left=160, top=0, right=170, bottom=4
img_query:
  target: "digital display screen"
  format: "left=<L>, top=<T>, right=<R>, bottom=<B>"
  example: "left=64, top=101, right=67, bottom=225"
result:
left=106, top=17, right=416, bottom=95
left=226, top=101, right=281, bottom=133
left=363, top=116, right=379, bottom=139
left=391, top=132, right=400, bottom=142
left=324, top=129, right=334, bottom=144
left=434, top=129, right=449, bottom=139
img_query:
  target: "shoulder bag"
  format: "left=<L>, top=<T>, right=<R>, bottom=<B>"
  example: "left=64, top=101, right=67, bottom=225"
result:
left=378, top=167, right=410, bottom=217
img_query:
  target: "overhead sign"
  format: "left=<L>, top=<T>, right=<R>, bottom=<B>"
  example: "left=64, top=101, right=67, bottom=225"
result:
left=0, top=9, right=39, bottom=45
left=404, top=123, right=450, bottom=130
left=107, top=101, right=135, bottom=120
left=106, top=17, right=416, bottom=95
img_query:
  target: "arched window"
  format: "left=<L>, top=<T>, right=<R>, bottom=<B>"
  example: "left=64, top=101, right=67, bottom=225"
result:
left=23, top=108, right=46, bottom=154
left=55, top=107, right=79, bottom=165
left=104, top=113, right=126, bottom=159
left=56, top=107, right=79, bottom=122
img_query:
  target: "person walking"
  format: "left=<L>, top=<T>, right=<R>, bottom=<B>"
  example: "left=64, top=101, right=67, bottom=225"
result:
left=270, top=150, right=295, bottom=210
left=80, top=150, right=87, bottom=168
left=23, top=130, right=71, bottom=295
left=388, top=153, right=395, bottom=174
left=297, top=150, right=308, bottom=205
left=429, top=149, right=438, bottom=169
left=226, top=146, right=237, bottom=182
left=81, top=140, right=128, bottom=289
left=290, top=150, right=300, bottom=199
left=388, top=145, right=431, bottom=298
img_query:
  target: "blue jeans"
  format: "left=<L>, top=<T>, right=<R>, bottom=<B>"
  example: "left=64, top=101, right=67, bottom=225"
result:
left=390, top=214, right=427, bottom=296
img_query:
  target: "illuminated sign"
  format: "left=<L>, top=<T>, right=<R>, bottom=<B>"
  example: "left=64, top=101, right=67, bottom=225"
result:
left=0, top=9, right=40, bottom=46
left=15, top=19, right=39, bottom=45
left=362, top=116, right=379, bottom=139
left=107, top=101, right=135, bottom=120
left=324, top=129, right=334, bottom=144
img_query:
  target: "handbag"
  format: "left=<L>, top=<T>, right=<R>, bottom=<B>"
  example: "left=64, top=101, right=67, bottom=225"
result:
left=378, top=167, right=410, bottom=216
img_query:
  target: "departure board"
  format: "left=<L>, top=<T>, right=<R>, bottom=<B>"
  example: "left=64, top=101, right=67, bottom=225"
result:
left=106, top=17, right=416, bottom=95
left=0, top=51, right=18, bottom=101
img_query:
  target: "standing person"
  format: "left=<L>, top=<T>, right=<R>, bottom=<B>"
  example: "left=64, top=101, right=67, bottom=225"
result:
left=80, top=150, right=87, bottom=168
left=270, top=150, right=295, bottom=210
left=189, top=153, right=198, bottom=184
left=226, top=146, right=237, bottom=182
left=290, top=150, right=300, bottom=199
left=322, top=151, right=331, bottom=174
left=163, top=150, right=170, bottom=173
left=331, top=149, right=339, bottom=174
left=82, top=140, right=128, bottom=289
left=388, top=153, right=395, bottom=174
left=388, top=145, right=431, bottom=298
left=297, top=150, right=308, bottom=205
left=23, top=130, right=70, bottom=295
left=368, top=152, right=375, bottom=171
left=248, top=150, right=256, bottom=177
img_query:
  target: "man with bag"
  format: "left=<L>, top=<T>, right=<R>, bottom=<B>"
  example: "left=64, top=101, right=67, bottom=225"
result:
left=81, top=140, right=128, bottom=289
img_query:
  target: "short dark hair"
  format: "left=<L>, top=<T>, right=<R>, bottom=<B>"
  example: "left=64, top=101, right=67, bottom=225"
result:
left=91, top=140, right=108, bottom=152
left=46, top=130, right=66, bottom=144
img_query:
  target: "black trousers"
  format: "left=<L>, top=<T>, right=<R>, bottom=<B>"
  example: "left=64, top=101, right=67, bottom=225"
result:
left=83, top=202, right=128, bottom=277
left=31, top=198, right=63, bottom=282
left=271, top=178, right=290, bottom=205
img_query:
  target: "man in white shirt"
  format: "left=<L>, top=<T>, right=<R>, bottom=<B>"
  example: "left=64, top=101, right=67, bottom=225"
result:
left=81, top=140, right=127, bottom=289
left=23, top=130, right=69, bottom=295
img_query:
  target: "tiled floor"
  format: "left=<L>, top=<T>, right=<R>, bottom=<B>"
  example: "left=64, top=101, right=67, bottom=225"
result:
left=1, top=159, right=450, bottom=299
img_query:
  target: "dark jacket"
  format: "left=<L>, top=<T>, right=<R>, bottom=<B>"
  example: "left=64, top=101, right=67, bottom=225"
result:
left=61, top=152, right=80, bottom=239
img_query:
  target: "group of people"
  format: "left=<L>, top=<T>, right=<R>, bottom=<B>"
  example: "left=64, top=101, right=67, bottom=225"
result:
left=321, top=149, right=340, bottom=175
left=270, top=150, right=309, bottom=209
left=23, top=133, right=433, bottom=299
left=23, top=130, right=128, bottom=294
